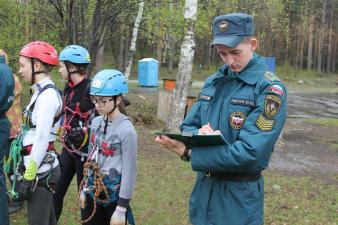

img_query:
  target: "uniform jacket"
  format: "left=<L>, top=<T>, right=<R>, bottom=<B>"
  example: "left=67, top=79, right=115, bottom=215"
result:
left=0, top=56, right=14, bottom=116
left=181, top=54, right=287, bottom=225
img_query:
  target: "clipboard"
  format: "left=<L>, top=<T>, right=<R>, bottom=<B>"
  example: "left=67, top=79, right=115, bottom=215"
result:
left=155, top=131, right=228, bottom=149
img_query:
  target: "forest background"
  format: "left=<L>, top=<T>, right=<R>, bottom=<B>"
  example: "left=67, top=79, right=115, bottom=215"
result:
left=0, top=0, right=337, bottom=77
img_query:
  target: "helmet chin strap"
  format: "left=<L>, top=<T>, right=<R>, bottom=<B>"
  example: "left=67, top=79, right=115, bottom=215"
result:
left=30, top=58, right=47, bottom=94
left=103, top=97, right=118, bottom=135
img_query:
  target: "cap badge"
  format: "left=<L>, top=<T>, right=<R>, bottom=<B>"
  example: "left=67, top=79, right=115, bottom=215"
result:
left=219, top=20, right=229, bottom=32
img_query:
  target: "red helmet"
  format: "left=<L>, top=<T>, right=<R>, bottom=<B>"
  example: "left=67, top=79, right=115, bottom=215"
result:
left=19, top=41, right=58, bottom=66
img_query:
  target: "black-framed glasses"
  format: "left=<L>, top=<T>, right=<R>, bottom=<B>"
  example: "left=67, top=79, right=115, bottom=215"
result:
left=90, top=96, right=114, bottom=107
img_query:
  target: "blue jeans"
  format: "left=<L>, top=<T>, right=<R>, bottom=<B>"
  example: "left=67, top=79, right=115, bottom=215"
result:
left=0, top=118, right=10, bottom=225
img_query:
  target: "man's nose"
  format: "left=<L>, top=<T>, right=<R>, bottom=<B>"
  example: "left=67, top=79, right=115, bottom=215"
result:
left=224, top=55, right=234, bottom=65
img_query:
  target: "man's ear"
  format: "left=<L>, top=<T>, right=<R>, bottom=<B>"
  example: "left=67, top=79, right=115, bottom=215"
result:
left=251, top=37, right=258, bottom=51
left=34, top=60, right=42, bottom=71
left=68, top=63, right=78, bottom=72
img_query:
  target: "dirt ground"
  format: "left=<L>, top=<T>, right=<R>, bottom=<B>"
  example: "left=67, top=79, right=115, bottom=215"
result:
left=269, top=119, right=338, bottom=181
left=127, top=91, right=338, bottom=184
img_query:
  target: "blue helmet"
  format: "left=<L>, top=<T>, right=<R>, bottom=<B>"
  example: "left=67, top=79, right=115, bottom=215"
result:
left=59, top=45, right=90, bottom=64
left=90, top=69, right=128, bottom=96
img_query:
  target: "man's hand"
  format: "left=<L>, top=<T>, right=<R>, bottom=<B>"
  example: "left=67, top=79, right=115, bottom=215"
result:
left=155, top=135, right=186, bottom=156
left=199, top=122, right=221, bottom=135
left=17, top=178, right=36, bottom=201
left=110, top=206, right=126, bottom=225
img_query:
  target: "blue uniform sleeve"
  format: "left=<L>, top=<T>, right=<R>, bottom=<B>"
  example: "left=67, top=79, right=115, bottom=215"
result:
left=180, top=101, right=202, bottom=135
left=190, top=82, right=287, bottom=173
left=0, top=64, right=14, bottom=114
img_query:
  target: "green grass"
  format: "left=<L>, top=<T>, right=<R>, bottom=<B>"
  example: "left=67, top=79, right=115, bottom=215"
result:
left=264, top=172, right=338, bottom=224
left=9, top=131, right=338, bottom=224
left=304, top=118, right=338, bottom=127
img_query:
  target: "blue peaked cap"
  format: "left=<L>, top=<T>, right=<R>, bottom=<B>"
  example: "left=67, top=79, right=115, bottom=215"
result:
left=211, top=13, right=254, bottom=48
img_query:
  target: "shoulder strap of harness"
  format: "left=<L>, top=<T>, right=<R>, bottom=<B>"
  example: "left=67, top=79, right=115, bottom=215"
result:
left=29, top=84, right=62, bottom=126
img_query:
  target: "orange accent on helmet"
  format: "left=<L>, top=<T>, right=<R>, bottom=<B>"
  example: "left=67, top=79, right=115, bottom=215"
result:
left=19, top=41, right=58, bottom=66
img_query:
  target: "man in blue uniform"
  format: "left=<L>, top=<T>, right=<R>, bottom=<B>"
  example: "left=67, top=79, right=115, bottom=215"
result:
left=0, top=53, right=14, bottom=225
left=156, top=13, right=287, bottom=225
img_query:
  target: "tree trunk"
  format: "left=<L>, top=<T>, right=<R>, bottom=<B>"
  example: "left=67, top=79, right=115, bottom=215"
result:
left=307, top=14, right=314, bottom=70
left=95, top=41, right=105, bottom=71
left=25, top=0, right=30, bottom=41
left=168, top=1, right=174, bottom=72
left=300, top=38, right=304, bottom=69
left=332, top=36, right=337, bottom=72
left=317, top=0, right=327, bottom=73
left=87, top=0, right=104, bottom=76
left=118, top=25, right=125, bottom=71
left=284, top=35, right=289, bottom=66
left=124, top=1, right=144, bottom=79
left=156, top=41, right=162, bottom=66
left=166, top=0, right=198, bottom=133
left=326, top=4, right=333, bottom=72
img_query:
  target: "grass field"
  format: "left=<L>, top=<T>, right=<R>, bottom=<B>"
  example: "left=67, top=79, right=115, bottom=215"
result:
left=9, top=134, right=338, bottom=224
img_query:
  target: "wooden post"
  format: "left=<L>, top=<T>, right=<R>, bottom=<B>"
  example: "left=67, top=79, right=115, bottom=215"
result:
left=157, top=90, right=173, bottom=122
left=158, top=90, right=197, bottom=122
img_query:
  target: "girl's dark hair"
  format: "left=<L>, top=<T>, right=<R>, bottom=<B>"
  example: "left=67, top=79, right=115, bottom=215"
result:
left=117, top=94, right=127, bottom=115
left=66, top=61, right=89, bottom=75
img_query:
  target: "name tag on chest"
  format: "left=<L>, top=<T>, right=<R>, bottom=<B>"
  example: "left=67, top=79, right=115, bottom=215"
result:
left=230, top=98, right=255, bottom=107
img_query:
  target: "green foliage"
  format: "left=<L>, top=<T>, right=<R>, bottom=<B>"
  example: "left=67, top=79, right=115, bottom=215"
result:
left=0, top=0, right=26, bottom=66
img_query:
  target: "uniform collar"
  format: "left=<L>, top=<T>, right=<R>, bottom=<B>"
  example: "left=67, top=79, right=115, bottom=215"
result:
left=0, top=56, right=6, bottom=63
left=222, top=53, right=267, bottom=85
left=30, top=77, right=53, bottom=93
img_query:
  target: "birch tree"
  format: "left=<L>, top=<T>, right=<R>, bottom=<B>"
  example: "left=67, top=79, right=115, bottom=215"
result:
left=124, top=1, right=144, bottom=79
left=166, top=0, right=198, bottom=132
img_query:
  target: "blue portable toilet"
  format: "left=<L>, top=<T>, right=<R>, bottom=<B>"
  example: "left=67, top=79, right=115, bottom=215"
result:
left=263, top=57, right=276, bottom=73
left=138, top=58, right=158, bottom=87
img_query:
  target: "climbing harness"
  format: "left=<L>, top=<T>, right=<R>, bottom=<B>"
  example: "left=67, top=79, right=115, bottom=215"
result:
left=4, top=123, right=29, bottom=200
left=59, top=82, right=92, bottom=158
left=5, top=83, right=62, bottom=200
left=60, top=102, right=90, bottom=154
left=78, top=160, right=110, bottom=223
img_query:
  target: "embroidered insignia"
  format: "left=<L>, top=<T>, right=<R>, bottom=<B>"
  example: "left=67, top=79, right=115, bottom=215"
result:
left=264, top=95, right=281, bottom=118
left=264, top=71, right=280, bottom=82
left=256, top=114, right=275, bottom=131
left=219, top=20, right=229, bottom=32
left=230, top=98, right=255, bottom=107
left=199, top=94, right=212, bottom=101
left=268, top=84, right=284, bottom=96
left=229, top=111, right=246, bottom=129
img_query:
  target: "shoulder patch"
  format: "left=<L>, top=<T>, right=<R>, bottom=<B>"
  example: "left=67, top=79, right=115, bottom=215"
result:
left=268, top=84, right=284, bottom=96
left=264, top=71, right=280, bottom=82
left=198, top=93, right=212, bottom=101
left=264, top=95, right=281, bottom=118
left=256, top=114, right=275, bottom=131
